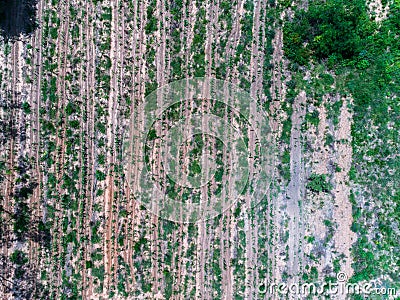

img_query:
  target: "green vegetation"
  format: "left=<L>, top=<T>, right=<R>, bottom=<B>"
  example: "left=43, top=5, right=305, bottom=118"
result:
left=284, top=0, right=374, bottom=65
left=1, top=0, right=397, bottom=297
left=307, top=173, right=332, bottom=193
left=21, top=102, right=31, bottom=114
left=305, top=110, right=319, bottom=127
left=284, top=0, right=399, bottom=288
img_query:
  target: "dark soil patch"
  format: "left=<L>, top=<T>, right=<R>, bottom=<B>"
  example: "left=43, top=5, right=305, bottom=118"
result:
left=0, top=0, right=38, bottom=40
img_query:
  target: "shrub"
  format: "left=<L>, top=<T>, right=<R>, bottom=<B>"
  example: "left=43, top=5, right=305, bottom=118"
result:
left=307, top=173, right=332, bottom=193
left=22, top=102, right=31, bottom=114
left=283, top=0, right=374, bottom=65
left=95, top=170, right=106, bottom=181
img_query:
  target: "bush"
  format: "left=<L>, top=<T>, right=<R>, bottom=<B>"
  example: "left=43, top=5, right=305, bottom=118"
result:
left=22, top=102, right=31, bottom=114
left=307, top=173, right=332, bottom=193
left=95, top=170, right=106, bottom=181
left=10, top=250, right=28, bottom=265
left=283, top=0, right=374, bottom=65
left=305, top=110, right=319, bottom=127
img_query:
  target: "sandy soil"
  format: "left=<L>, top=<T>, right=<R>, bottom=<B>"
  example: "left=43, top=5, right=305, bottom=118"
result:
left=286, top=90, right=306, bottom=289
left=368, top=0, right=389, bottom=22
left=332, top=97, right=356, bottom=298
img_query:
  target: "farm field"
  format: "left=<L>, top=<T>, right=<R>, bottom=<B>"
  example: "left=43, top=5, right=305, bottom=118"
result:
left=0, top=0, right=399, bottom=299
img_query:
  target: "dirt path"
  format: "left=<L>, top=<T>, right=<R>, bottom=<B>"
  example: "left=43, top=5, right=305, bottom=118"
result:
left=130, top=0, right=144, bottom=292
left=314, top=97, right=329, bottom=175
left=244, top=0, right=265, bottom=298
left=191, top=1, right=204, bottom=298
left=123, top=0, right=149, bottom=295
left=303, top=95, right=333, bottom=280
left=197, top=34, right=209, bottom=300
left=80, top=1, right=91, bottom=297
left=219, top=1, right=246, bottom=298
left=53, top=4, right=70, bottom=295
left=150, top=0, right=169, bottom=294
left=103, top=0, right=120, bottom=293
left=32, top=1, right=44, bottom=291
left=332, top=97, right=356, bottom=298
left=194, top=2, right=222, bottom=299
left=84, top=1, right=97, bottom=297
left=0, top=38, right=18, bottom=300
left=286, top=90, right=306, bottom=287
left=269, top=26, right=289, bottom=293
